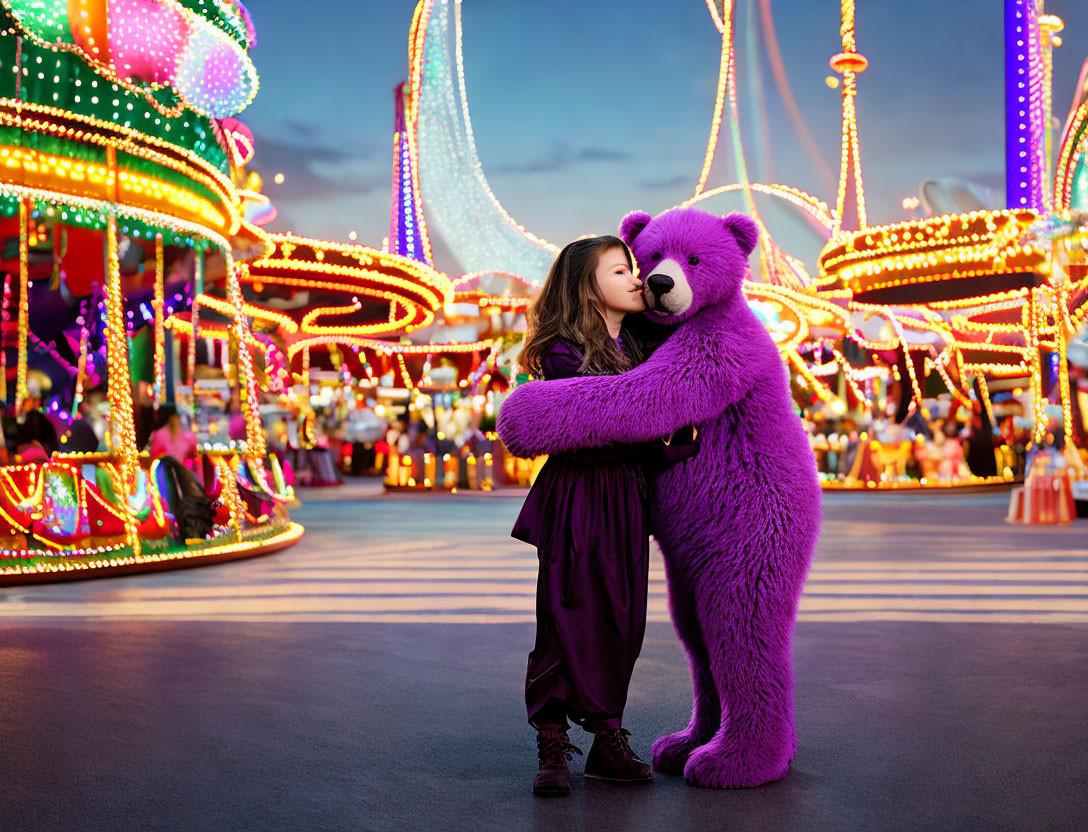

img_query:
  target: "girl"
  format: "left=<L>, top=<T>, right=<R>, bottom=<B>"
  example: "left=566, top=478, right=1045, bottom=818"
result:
left=510, top=235, right=697, bottom=797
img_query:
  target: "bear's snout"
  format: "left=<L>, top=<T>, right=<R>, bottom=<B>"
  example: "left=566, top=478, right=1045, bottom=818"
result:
left=646, top=273, right=675, bottom=300
left=640, top=257, right=694, bottom=315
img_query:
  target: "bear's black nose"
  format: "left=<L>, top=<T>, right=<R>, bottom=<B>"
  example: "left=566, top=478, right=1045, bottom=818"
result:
left=646, top=273, right=674, bottom=299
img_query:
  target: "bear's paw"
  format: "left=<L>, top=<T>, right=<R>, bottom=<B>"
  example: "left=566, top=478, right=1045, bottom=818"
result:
left=651, top=728, right=709, bottom=775
left=682, top=735, right=792, bottom=789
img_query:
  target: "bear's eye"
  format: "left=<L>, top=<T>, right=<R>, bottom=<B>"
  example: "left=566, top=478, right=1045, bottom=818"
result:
left=651, top=252, right=662, bottom=261
left=688, top=255, right=700, bottom=267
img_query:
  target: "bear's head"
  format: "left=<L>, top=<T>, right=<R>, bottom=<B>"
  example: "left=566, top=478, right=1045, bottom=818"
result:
left=619, top=207, right=759, bottom=324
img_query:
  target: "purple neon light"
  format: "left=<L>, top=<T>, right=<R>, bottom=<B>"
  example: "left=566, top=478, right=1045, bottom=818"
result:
left=1005, top=0, right=1046, bottom=211
left=388, top=82, right=427, bottom=264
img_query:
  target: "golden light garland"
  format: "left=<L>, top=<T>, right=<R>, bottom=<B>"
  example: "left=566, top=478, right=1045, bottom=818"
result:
left=223, top=258, right=268, bottom=464
left=300, top=299, right=415, bottom=337
left=693, top=0, right=733, bottom=198
left=1054, top=100, right=1087, bottom=212
left=0, top=522, right=304, bottom=580
left=193, top=292, right=300, bottom=335
left=405, top=0, right=436, bottom=264
left=927, top=287, right=1033, bottom=311
left=268, top=234, right=450, bottom=293
left=830, top=0, right=867, bottom=234
left=1039, top=14, right=1064, bottom=211
left=245, top=234, right=453, bottom=338
left=0, top=144, right=232, bottom=234
left=284, top=335, right=496, bottom=362
left=1028, top=289, right=1048, bottom=444
left=977, top=373, right=996, bottom=428
left=214, top=456, right=245, bottom=540
left=395, top=353, right=415, bottom=390
left=104, top=214, right=141, bottom=555
left=683, top=181, right=837, bottom=231
left=248, top=270, right=437, bottom=336
left=459, top=294, right=532, bottom=310
left=0, top=179, right=234, bottom=254
left=819, top=210, right=1044, bottom=297
left=164, top=316, right=228, bottom=341
left=0, top=98, right=240, bottom=218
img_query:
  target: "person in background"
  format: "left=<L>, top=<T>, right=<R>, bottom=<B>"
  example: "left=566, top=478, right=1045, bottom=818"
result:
left=148, top=405, right=197, bottom=465
left=225, top=397, right=248, bottom=443
left=74, top=386, right=110, bottom=448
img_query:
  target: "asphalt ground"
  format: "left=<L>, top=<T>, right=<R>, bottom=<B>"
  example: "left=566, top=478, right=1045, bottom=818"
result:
left=2, top=484, right=1085, bottom=831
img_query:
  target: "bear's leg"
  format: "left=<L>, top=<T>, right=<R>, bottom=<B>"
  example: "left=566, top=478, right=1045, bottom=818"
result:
left=683, top=568, right=799, bottom=789
left=651, top=569, right=720, bottom=775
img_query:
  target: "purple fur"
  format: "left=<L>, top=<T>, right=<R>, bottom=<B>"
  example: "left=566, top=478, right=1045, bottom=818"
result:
left=498, top=207, right=822, bottom=788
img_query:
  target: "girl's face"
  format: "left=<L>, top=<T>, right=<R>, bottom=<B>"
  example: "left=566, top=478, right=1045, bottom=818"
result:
left=593, top=247, right=645, bottom=315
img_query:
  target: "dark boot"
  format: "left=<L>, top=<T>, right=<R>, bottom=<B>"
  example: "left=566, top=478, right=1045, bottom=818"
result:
left=533, top=728, right=582, bottom=797
left=584, top=728, right=653, bottom=784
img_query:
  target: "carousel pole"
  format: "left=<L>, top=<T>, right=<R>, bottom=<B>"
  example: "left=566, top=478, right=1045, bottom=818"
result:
left=11, top=35, right=23, bottom=411
left=153, top=233, right=166, bottom=413
left=15, top=197, right=30, bottom=413
left=1, top=273, right=11, bottom=405
left=226, top=259, right=267, bottom=464
left=71, top=299, right=89, bottom=418
left=1052, top=236, right=1078, bottom=453
left=1028, top=288, right=1048, bottom=446
left=104, top=146, right=141, bottom=555
left=1058, top=304, right=1075, bottom=449
left=188, top=250, right=203, bottom=390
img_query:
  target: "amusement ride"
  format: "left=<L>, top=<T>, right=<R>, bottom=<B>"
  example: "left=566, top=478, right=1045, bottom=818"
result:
left=4, top=0, right=1088, bottom=586
left=399, top=0, right=1088, bottom=498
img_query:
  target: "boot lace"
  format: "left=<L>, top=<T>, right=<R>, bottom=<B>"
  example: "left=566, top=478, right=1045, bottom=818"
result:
left=602, top=728, right=636, bottom=760
left=537, top=732, right=583, bottom=769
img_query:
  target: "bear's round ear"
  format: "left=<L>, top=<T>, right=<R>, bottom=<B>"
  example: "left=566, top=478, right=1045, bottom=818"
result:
left=620, top=211, right=652, bottom=245
left=722, top=212, right=759, bottom=256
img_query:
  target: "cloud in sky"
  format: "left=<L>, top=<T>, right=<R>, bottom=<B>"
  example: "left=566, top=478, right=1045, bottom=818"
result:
left=640, top=173, right=690, bottom=191
left=250, top=129, right=385, bottom=202
left=490, top=142, right=630, bottom=176
left=282, top=119, right=323, bottom=140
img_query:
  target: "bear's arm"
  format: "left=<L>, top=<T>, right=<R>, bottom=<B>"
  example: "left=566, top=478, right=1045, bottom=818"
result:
left=497, top=321, right=756, bottom=457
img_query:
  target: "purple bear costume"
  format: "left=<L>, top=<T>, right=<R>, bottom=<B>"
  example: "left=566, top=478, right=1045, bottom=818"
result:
left=497, top=207, right=822, bottom=788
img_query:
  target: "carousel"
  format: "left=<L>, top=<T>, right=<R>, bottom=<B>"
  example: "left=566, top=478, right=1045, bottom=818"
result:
left=399, top=0, right=1088, bottom=501
left=803, top=0, right=1088, bottom=506
left=0, top=0, right=300, bottom=584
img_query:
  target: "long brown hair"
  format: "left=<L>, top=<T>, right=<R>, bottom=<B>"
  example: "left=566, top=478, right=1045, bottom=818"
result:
left=519, top=236, right=644, bottom=379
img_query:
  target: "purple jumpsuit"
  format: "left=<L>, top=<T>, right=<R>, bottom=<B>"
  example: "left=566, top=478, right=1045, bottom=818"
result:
left=512, top=335, right=676, bottom=733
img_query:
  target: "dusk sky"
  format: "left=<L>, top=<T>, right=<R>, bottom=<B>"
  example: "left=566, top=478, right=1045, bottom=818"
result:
left=242, top=1, right=1088, bottom=275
